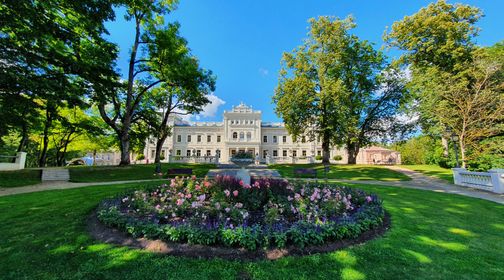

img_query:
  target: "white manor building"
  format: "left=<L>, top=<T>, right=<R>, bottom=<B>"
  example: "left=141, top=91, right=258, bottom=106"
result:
left=143, top=103, right=401, bottom=165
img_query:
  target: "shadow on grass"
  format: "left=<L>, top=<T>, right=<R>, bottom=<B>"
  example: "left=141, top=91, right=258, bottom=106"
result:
left=0, top=182, right=503, bottom=279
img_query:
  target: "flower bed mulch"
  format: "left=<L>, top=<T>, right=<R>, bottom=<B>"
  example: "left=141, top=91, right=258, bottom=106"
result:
left=87, top=209, right=390, bottom=261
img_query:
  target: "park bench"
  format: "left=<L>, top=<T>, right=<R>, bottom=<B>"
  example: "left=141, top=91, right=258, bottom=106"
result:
left=294, top=168, right=317, bottom=178
left=166, top=168, right=193, bottom=177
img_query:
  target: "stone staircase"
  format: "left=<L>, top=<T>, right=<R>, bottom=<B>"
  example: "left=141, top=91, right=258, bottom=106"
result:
left=41, top=168, right=70, bottom=181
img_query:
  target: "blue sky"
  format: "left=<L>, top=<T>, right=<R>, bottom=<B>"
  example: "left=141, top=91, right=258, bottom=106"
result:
left=105, top=0, right=503, bottom=122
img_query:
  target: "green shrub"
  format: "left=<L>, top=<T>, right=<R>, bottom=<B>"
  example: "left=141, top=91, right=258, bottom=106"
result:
left=333, top=155, right=343, bottom=161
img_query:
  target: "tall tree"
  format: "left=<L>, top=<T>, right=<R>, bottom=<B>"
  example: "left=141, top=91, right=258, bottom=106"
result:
left=274, top=16, right=405, bottom=164
left=384, top=0, right=503, bottom=167
left=96, top=0, right=190, bottom=166
left=0, top=0, right=119, bottom=166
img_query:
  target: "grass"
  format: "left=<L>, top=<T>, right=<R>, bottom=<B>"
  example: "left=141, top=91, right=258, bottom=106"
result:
left=68, top=163, right=215, bottom=183
left=400, top=165, right=454, bottom=183
left=1, top=182, right=503, bottom=279
left=0, top=169, right=41, bottom=188
left=270, top=164, right=411, bottom=181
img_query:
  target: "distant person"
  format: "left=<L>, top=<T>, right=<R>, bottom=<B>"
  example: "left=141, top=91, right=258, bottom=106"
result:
left=255, top=153, right=260, bottom=165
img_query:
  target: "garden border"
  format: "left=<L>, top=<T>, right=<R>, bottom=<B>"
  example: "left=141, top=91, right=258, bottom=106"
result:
left=87, top=209, right=391, bottom=261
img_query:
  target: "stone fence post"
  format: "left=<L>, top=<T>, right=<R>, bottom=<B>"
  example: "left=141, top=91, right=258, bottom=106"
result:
left=489, top=169, right=504, bottom=194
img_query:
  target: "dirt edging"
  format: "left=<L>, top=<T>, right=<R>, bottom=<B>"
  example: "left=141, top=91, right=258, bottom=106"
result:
left=87, top=210, right=391, bottom=261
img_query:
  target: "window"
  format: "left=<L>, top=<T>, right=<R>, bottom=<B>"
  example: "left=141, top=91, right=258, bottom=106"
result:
left=207, top=135, right=211, bottom=142
left=293, top=150, right=297, bottom=157
left=206, top=150, right=211, bottom=156
left=177, top=135, right=181, bottom=142
left=282, top=150, right=287, bottom=157
left=302, top=150, right=307, bottom=157
left=151, top=150, right=155, bottom=159
left=196, top=150, right=201, bottom=157
left=231, top=149, right=237, bottom=156
left=273, top=150, right=278, bottom=157
left=273, top=136, right=277, bottom=143
left=186, top=150, right=191, bottom=157
left=246, top=132, right=251, bottom=141
left=216, top=150, right=221, bottom=158
left=187, top=135, right=191, bottom=142
left=263, top=135, right=268, bottom=143
left=233, top=132, right=238, bottom=139
left=217, top=135, right=221, bottom=142
left=197, top=135, right=202, bottom=142
left=317, top=150, right=322, bottom=156
left=161, top=150, right=165, bottom=157
left=263, top=150, right=268, bottom=158
left=302, top=136, right=306, bottom=143
left=282, top=135, right=287, bottom=143
left=176, top=150, right=181, bottom=156
left=240, top=132, right=244, bottom=140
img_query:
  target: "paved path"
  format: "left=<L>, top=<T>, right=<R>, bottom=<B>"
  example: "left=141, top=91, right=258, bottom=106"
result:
left=206, top=168, right=282, bottom=178
left=0, top=179, right=162, bottom=197
left=1, top=166, right=503, bottom=204
left=328, top=166, right=503, bottom=204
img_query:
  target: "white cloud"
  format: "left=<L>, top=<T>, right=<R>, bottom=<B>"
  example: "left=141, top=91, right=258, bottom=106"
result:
left=259, top=67, right=269, bottom=76
left=200, top=93, right=226, bottom=118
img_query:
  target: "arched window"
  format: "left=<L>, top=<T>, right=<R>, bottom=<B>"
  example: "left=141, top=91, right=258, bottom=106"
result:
left=232, top=132, right=238, bottom=139
left=246, top=132, right=252, bottom=140
left=240, top=132, right=244, bottom=140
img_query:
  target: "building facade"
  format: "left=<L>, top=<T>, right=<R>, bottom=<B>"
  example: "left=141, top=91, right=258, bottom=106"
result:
left=143, top=103, right=401, bottom=164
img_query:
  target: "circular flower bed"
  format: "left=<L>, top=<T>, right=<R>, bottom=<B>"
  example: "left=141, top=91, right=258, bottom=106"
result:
left=97, top=176, right=385, bottom=251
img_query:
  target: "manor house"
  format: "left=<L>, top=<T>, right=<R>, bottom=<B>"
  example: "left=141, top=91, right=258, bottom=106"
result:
left=143, top=103, right=401, bottom=165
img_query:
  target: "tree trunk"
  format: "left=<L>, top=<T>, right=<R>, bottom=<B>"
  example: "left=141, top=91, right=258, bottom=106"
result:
left=154, top=137, right=167, bottom=165
left=459, top=138, right=466, bottom=168
left=16, top=122, right=29, bottom=153
left=346, top=141, right=360, bottom=165
left=321, top=132, right=331, bottom=164
left=441, top=137, right=449, bottom=158
left=93, top=150, right=97, bottom=166
left=119, top=131, right=130, bottom=166
left=38, top=109, right=53, bottom=167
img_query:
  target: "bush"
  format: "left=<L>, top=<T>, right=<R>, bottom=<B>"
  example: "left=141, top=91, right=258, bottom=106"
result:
left=315, top=155, right=323, bottom=160
left=333, top=155, right=343, bottom=161
left=97, top=176, right=384, bottom=250
left=136, top=154, right=145, bottom=161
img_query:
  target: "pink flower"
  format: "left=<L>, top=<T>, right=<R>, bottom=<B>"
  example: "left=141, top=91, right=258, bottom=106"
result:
left=239, top=180, right=244, bottom=186
left=204, top=181, right=211, bottom=188
left=294, top=193, right=301, bottom=200
left=195, top=185, right=201, bottom=191
left=253, top=181, right=260, bottom=188
left=178, top=192, right=184, bottom=198
left=366, top=196, right=372, bottom=203
left=244, top=184, right=251, bottom=189
left=176, top=199, right=184, bottom=206
left=233, top=190, right=239, bottom=197
left=185, top=193, right=192, bottom=199
left=224, top=189, right=230, bottom=197
left=191, top=175, right=197, bottom=180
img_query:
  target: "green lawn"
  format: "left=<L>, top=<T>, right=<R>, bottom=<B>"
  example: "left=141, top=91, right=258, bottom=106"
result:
left=0, top=169, right=41, bottom=188
left=1, top=182, right=503, bottom=279
left=270, top=164, right=411, bottom=181
left=400, top=165, right=454, bottom=183
left=68, top=163, right=215, bottom=182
